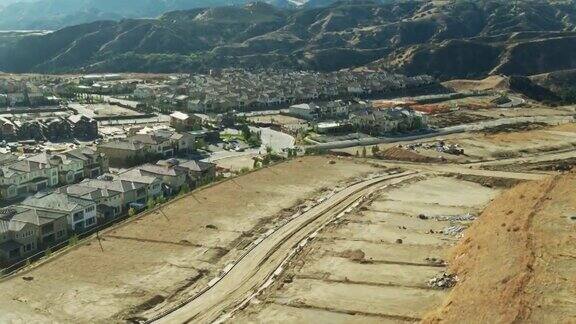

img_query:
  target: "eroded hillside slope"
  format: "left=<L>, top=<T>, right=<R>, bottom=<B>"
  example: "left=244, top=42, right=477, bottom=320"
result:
left=424, top=170, right=576, bottom=323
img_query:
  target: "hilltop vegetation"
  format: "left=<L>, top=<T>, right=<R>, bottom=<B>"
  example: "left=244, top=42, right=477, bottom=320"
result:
left=1, top=0, right=576, bottom=79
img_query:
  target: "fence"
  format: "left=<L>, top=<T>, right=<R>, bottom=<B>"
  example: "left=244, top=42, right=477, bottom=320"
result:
left=0, top=158, right=293, bottom=280
left=0, top=211, right=142, bottom=279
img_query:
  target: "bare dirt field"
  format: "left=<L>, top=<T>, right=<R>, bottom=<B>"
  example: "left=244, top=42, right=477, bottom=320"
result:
left=458, top=123, right=576, bottom=159
left=442, top=76, right=508, bottom=92
left=469, top=106, right=575, bottom=119
left=424, top=170, right=576, bottom=323
left=69, top=103, right=142, bottom=118
left=0, top=156, right=378, bottom=323
left=212, top=153, right=260, bottom=171
left=247, top=114, right=306, bottom=126
left=233, top=176, right=501, bottom=323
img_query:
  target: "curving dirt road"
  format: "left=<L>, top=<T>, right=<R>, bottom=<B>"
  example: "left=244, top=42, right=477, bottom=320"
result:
left=150, top=172, right=418, bottom=324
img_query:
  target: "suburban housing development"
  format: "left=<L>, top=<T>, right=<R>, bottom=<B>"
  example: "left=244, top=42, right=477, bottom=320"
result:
left=0, top=1, right=575, bottom=322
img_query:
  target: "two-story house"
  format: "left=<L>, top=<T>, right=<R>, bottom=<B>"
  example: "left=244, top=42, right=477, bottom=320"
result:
left=58, top=184, right=122, bottom=223
left=21, top=192, right=97, bottom=233
left=0, top=208, right=39, bottom=264
left=62, top=147, right=109, bottom=179
left=172, top=159, right=216, bottom=187
left=132, top=163, right=188, bottom=195
left=0, top=156, right=60, bottom=201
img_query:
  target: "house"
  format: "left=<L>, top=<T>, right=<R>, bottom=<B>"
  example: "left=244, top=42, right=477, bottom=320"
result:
left=289, top=103, right=320, bottom=120
left=58, top=184, right=122, bottom=223
left=97, top=140, right=146, bottom=167
left=7, top=206, right=69, bottom=247
left=318, top=100, right=349, bottom=120
left=118, top=168, right=168, bottom=197
left=98, top=129, right=198, bottom=167
left=133, top=163, right=188, bottom=194
left=80, top=176, right=159, bottom=212
left=186, top=99, right=205, bottom=112
left=62, top=147, right=109, bottom=179
left=170, top=111, right=201, bottom=131
left=67, top=115, right=98, bottom=140
left=349, top=107, right=428, bottom=135
left=0, top=155, right=60, bottom=201
left=0, top=117, right=17, bottom=138
left=27, top=152, right=84, bottom=186
left=176, top=159, right=216, bottom=187
left=21, top=192, right=97, bottom=232
left=133, top=84, right=169, bottom=99
left=130, top=133, right=175, bottom=157
left=0, top=208, right=40, bottom=264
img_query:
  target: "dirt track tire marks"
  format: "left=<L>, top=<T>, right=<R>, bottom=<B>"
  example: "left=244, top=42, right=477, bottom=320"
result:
left=148, top=172, right=418, bottom=324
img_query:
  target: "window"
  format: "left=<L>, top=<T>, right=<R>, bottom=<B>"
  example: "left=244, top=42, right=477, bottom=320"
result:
left=85, top=206, right=95, bottom=213
left=85, top=217, right=96, bottom=227
left=73, top=211, right=84, bottom=222
left=42, top=223, right=54, bottom=234
left=56, top=230, right=65, bottom=238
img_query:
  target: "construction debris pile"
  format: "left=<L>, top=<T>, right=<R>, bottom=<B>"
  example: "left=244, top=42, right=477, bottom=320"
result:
left=442, top=225, right=467, bottom=236
left=434, top=213, right=477, bottom=222
left=406, top=140, right=464, bottom=155
left=428, top=273, right=458, bottom=289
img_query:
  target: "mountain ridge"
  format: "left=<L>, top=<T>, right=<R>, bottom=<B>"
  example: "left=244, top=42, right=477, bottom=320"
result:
left=1, top=0, right=576, bottom=80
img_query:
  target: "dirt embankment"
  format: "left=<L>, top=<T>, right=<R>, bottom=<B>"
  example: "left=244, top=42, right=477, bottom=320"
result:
left=375, top=147, right=443, bottom=163
left=423, top=170, right=576, bottom=323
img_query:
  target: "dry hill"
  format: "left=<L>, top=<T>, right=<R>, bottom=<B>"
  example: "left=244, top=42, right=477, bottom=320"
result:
left=424, top=170, right=576, bottom=323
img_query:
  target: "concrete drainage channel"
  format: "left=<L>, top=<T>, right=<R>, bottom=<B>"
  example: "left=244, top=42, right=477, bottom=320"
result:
left=143, top=171, right=416, bottom=324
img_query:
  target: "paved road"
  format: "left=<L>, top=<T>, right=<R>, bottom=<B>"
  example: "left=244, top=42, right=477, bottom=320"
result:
left=468, top=149, right=576, bottom=168
left=497, top=96, right=526, bottom=108
left=152, top=172, right=417, bottom=324
left=368, top=149, right=576, bottom=181
left=306, top=115, right=575, bottom=150
left=376, top=162, right=547, bottom=181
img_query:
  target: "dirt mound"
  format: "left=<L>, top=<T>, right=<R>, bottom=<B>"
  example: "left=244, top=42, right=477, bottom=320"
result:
left=337, top=249, right=366, bottom=262
left=423, top=171, right=576, bottom=323
left=375, top=147, right=441, bottom=163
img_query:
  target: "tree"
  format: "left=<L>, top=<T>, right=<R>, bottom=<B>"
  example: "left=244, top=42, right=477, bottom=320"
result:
left=69, top=234, right=79, bottom=246
left=155, top=196, right=167, bottom=205
left=355, top=150, right=360, bottom=157
left=240, top=124, right=251, bottom=140
left=262, top=154, right=272, bottom=166
left=362, top=147, right=367, bottom=158
left=253, top=159, right=261, bottom=169
left=179, top=184, right=190, bottom=196
left=128, top=208, right=136, bottom=217
left=371, top=146, right=380, bottom=155
left=147, top=198, right=156, bottom=210
left=195, top=138, right=207, bottom=150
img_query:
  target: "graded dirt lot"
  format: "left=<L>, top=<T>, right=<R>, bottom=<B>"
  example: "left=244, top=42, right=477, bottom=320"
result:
left=212, top=153, right=260, bottom=171
left=247, top=114, right=306, bottom=126
left=233, top=176, right=501, bottom=323
left=339, top=122, right=576, bottom=166
left=458, top=123, right=576, bottom=159
left=442, top=76, right=508, bottom=92
left=424, top=171, right=576, bottom=323
left=0, top=156, right=378, bottom=323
